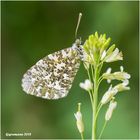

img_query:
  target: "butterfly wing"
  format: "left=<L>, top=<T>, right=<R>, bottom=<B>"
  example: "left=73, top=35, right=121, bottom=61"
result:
left=22, top=47, right=81, bottom=99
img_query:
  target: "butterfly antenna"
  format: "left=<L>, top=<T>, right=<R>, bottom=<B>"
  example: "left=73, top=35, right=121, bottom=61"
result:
left=75, top=13, right=82, bottom=39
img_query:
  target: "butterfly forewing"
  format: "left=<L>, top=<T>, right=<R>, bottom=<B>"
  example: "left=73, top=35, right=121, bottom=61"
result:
left=22, top=46, right=81, bottom=99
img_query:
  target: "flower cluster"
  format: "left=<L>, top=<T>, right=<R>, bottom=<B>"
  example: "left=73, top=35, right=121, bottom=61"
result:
left=82, top=33, right=130, bottom=101
left=83, top=32, right=123, bottom=67
left=76, top=32, right=131, bottom=139
left=82, top=31, right=130, bottom=106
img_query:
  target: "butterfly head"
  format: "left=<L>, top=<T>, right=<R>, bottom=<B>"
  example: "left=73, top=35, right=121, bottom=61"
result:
left=72, top=38, right=84, bottom=60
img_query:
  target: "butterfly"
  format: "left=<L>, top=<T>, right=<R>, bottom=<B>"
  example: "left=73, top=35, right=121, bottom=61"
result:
left=21, top=13, right=84, bottom=100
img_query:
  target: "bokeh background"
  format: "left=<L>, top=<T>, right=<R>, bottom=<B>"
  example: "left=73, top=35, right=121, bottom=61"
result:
left=2, top=1, right=139, bottom=139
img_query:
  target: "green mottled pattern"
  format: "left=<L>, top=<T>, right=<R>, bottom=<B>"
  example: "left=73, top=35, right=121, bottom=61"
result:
left=22, top=45, right=81, bottom=99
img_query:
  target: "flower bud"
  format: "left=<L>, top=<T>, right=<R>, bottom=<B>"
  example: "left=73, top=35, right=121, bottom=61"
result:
left=74, top=103, right=84, bottom=133
left=105, top=100, right=117, bottom=121
left=83, top=32, right=112, bottom=65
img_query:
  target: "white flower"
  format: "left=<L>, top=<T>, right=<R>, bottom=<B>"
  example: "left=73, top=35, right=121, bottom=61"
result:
left=105, top=48, right=123, bottom=62
left=74, top=103, right=84, bottom=133
left=101, top=80, right=130, bottom=105
left=103, top=66, right=131, bottom=83
left=101, top=85, right=118, bottom=104
left=113, top=66, right=131, bottom=80
left=105, top=100, right=117, bottom=121
left=113, top=80, right=130, bottom=92
left=79, top=79, right=93, bottom=91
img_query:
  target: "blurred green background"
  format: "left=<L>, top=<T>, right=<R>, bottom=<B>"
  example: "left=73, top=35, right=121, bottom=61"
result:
left=2, top=1, right=139, bottom=139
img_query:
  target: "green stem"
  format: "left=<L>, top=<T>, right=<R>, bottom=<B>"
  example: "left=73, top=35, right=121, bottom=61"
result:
left=87, top=68, right=94, bottom=108
left=95, top=103, right=102, bottom=122
left=92, top=66, right=99, bottom=140
left=87, top=64, right=103, bottom=140
left=99, top=121, right=107, bottom=139
left=80, top=132, right=84, bottom=140
left=87, top=67, right=92, bottom=82
left=91, top=65, right=94, bottom=80
left=88, top=91, right=94, bottom=108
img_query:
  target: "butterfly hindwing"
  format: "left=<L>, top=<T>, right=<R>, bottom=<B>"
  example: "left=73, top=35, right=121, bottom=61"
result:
left=22, top=47, right=81, bottom=99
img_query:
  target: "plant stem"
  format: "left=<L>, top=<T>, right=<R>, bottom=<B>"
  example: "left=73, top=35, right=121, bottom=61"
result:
left=87, top=68, right=94, bottom=108
left=80, top=132, right=84, bottom=140
left=95, top=103, right=102, bottom=122
left=92, top=66, right=99, bottom=140
left=99, top=121, right=107, bottom=139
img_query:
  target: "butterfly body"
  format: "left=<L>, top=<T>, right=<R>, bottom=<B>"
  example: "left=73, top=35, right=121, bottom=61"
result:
left=22, top=39, right=83, bottom=99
